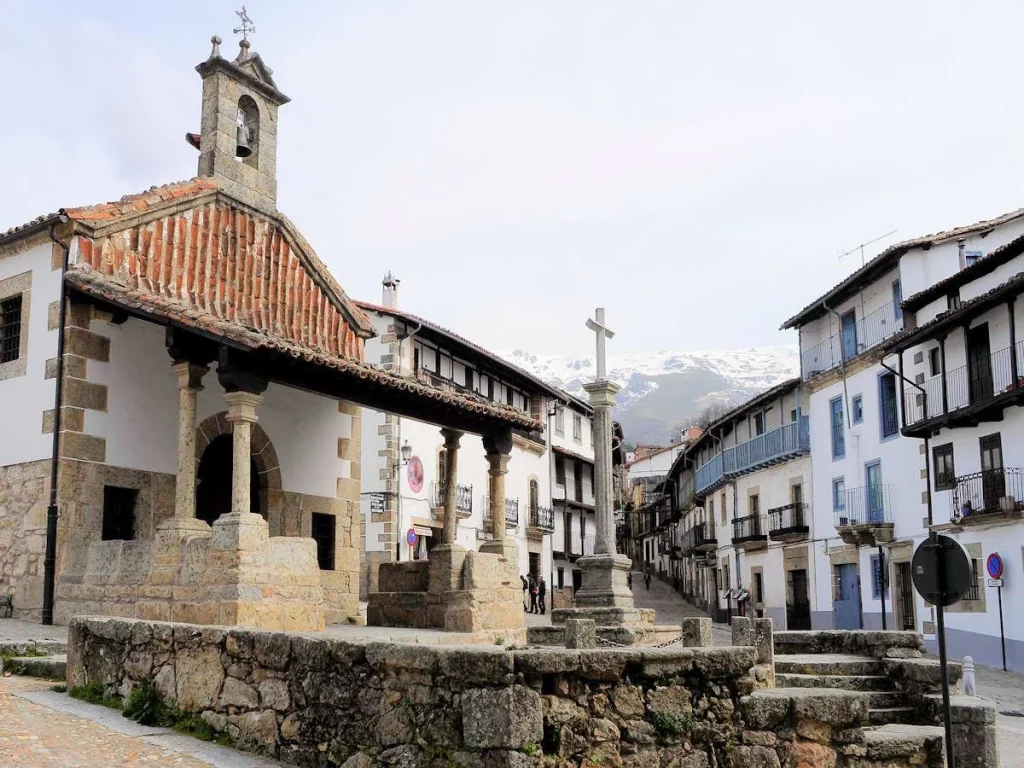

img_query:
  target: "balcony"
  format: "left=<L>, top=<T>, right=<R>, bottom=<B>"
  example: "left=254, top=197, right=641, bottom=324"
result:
left=527, top=505, right=555, bottom=536
left=430, top=482, right=473, bottom=519
left=731, top=514, right=768, bottom=550
left=950, top=468, right=1024, bottom=526
left=800, top=301, right=903, bottom=380
left=483, top=496, right=520, bottom=529
left=903, top=342, right=1024, bottom=436
left=768, top=502, right=809, bottom=542
left=692, top=521, right=717, bottom=552
left=695, top=418, right=810, bottom=498
left=677, top=475, right=697, bottom=512
left=834, top=485, right=894, bottom=547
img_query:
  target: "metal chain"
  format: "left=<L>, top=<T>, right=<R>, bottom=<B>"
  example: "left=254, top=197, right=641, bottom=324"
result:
left=593, top=633, right=684, bottom=649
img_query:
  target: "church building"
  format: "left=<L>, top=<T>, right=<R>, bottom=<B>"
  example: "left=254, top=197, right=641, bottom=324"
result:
left=0, top=34, right=539, bottom=631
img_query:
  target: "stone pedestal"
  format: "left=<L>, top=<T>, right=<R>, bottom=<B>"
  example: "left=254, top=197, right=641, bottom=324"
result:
left=572, top=553, right=634, bottom=608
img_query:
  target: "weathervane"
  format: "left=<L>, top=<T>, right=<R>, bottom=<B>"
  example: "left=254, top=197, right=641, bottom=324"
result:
left=233, top=6, right=256, bottom=41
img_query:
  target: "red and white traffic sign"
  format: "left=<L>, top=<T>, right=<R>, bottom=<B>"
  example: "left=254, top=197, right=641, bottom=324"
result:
left=986, top=552, right=1004, bottom=580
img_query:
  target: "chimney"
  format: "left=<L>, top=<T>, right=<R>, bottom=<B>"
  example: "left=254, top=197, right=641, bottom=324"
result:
left=382, top=271, right=400, bottom=309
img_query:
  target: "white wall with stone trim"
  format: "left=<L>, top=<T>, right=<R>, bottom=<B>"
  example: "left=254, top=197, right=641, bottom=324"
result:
left=0, top=242, right=60, bottom=468
left=84, top=315, right=348, bottom=499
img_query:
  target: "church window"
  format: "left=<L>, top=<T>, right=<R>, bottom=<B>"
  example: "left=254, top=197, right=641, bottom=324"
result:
left=311, top=513, right=336, bottom=570
left=102, top=486, right=136, bottom=541
left=0, top=294, right=23, bottom=364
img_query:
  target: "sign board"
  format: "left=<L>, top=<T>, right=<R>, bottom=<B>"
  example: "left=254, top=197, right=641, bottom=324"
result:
left=406, top=528, right=417, bottom=547
left=989, top=578, right=1004, bottom=588
left=912, top=534, right=973, bottom=607
left=407, top=456, right=424, bottom=493
left=987, top=552, right=1004, bottom=580
left=369, top=493, right=386, bottom=514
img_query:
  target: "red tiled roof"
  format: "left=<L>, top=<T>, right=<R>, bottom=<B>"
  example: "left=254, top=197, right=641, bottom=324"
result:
left=66, top=268, right=541, bottom=431
left=781, top=207, right=1024, bottom=330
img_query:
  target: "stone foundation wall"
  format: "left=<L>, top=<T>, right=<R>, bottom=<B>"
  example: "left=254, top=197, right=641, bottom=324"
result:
left=0, top=459, right=51, bottom=619
left=69, top=616, right=938, bottom=768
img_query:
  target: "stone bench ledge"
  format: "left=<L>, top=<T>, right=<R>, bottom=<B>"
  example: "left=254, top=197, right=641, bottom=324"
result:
left=863, top=723, right=945, bottom=760
left=742, top=687, right=870, bottom=730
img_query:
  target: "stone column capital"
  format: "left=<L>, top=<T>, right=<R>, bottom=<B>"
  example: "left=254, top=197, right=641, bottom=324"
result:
left=224, top=391, right=263, bottom=423
left=482, top=433, right=513, bottom=457
left=485, top=451, right=511, bottom=476
left=172, top=361, right=209, bottom=391
left=441, top=428, right=463, bottom=451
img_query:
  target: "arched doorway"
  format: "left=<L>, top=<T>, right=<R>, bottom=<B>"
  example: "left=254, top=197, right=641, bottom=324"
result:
left=195, top=433, right=261, bottom=524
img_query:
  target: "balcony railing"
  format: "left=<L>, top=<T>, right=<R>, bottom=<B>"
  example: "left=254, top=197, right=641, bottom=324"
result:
left=528, top=505, right=555, bottom=533
left=801, top=301, right=903, bottom=380
left=950, top=468, right=1024, bottom=521
left=904, top=342, right=1023, bottom=428
left=431, top=482, right=473, bottom=517
left=768, top=502, right=809, bottom=538
left=722, top=418, right=810, bottom=476
left=693, top=520, right=717, bottom=551
left=732, top=514, right=767, bottom=544
left=677, top=474, right=696, bottom=511
left=834, top=485, right=892, bottom=528
left=483, top=496, right=520, bottom=528
left=694, top=453, right=724, bottom=497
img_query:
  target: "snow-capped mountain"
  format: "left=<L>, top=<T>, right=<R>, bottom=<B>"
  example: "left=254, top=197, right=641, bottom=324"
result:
left=499, top=345, right=799, bottom=445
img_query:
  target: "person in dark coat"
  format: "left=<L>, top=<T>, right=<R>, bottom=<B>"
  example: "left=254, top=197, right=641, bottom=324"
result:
left=538, top=576, right=547, bottom=615
left=528, top=575, right=539, bottom=614
left=644, top=571, right=652, bottom=590
left=521, top=575, right=529, bottom=611
left=627, top=571, right=633, bottom=591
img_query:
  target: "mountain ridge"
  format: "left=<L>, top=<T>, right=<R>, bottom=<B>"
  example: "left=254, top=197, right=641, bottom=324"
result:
left=499, top=345, right=800, bottom=445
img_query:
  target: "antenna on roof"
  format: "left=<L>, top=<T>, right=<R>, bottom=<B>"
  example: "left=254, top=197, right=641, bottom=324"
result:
left=838, top=229, right=899, bottom=269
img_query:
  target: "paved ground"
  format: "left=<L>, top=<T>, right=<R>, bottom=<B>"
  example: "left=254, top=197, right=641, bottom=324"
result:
left=0, top=676, right=283, bottom=767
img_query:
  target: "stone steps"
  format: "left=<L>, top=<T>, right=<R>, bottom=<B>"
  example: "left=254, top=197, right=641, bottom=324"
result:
left=0, top=640, right=67, bottom=657
left=0, top=653, right=66, bottom=680
left=775, top=653, right=886, bottom=677
left=862, top=724, right=945, bottom=763
left=869, top=706, right=917, bottom=726
left=775, top=672, right=893, bottom=691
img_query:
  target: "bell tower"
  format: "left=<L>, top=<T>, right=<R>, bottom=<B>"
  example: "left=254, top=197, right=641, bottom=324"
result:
left=190, top=32, right=290, bottom=212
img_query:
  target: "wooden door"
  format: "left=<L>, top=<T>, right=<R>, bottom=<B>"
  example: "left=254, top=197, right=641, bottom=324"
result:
left=967, top=324, right=994, bottom=402
left=979, top=433, right=1004, bottom=513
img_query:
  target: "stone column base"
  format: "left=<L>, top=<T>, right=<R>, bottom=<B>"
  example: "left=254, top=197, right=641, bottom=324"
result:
left=478, top=537, right=519, bottom=564
left=572, top=553, right=635, bottom=608
left=155, top=516, right=213, bottom=542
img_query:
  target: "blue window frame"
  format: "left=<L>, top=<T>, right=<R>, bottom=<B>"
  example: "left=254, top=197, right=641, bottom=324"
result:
left=878, top=373, right=899, bottom=439
left=830, top=397, right=845, bottom=459
left=865, top=461, right=884, bottom=523
left=852, top=395, right=863, bottom=425
left=870, top=554, right=888, bottom=599
left=892, top=279, right=903, bottom=324
left=832, top=477, right=846, bottom=522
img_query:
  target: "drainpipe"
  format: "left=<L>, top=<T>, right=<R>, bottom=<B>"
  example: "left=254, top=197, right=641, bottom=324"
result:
left=42, top=215, right=71, bottom=625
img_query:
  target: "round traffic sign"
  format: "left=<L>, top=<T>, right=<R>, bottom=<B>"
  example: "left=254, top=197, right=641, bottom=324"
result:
left=406, top=528, right=417, bottom=547
left=912, top=534, right=973, bottom=607
left=987, top=553, right=1004, bottom=580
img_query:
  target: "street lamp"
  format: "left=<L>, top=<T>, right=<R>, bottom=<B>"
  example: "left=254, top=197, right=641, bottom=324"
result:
left=400, top=440, right=413, bottom=466
left=395, top=440, right=414, bottom=561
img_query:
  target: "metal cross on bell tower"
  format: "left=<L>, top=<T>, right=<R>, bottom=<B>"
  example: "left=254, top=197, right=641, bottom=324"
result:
left=586, top=308, right=615, bottom=381
left=233, top=6, right=256, bottom=41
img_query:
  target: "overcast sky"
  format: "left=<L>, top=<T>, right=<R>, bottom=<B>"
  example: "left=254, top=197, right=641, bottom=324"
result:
left=4, top=2, right=1024, bottom=358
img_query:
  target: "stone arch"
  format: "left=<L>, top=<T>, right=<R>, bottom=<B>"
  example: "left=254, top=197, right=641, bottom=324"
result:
left=237, top=95, right=260, bottom=169
left=195, top=411, right=282, bottom=522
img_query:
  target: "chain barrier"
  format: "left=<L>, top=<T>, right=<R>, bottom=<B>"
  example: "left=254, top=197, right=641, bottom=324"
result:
left=592, top=633, right=684, bottom=649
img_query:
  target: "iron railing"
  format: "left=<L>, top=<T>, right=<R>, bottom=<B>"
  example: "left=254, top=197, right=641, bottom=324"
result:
left=483, top=496, right=520, bottom=528
left=950, top=468, right=1024, bottom=520
left=800, top=301, right=903, bottom=380
left=722, top=418, right=810, bottom=475
left=905, top=343, right=1021, bottom=427
left=768, top=502, right=808, bottom=535
left=529, top=505, right=555, bottom=532
left=732, top=513, right=766, bottom=542
left=431, top=482, right=473, bottom=516
left=834, top=484, right=892, bottom=527
left=693, top=520, right=717, bottom=550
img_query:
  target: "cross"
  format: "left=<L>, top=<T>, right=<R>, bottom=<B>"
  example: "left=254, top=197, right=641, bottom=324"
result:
left=585, top=308, right=615, bottom=380
left=233, top=6, right=256, bottom=41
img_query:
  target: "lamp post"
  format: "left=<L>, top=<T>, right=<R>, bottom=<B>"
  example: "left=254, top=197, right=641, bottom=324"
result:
left=395, top=440, right=414, bottom=560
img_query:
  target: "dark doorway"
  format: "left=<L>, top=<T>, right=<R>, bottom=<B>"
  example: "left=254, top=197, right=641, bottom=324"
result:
left=967, top=323, right=994, bottom=403
left=786, top=569, right=811, bottom=630
left=980, top=433, right=1005, bottom=513
left=572, top=569, right=583, bottom=593
left=573, top=463, right=583, bottom=502
left=196, top=433, right=261, bottom=524
left=895, top=561, right=916, bottom=631
left=528, top=552, right=540, bottom=579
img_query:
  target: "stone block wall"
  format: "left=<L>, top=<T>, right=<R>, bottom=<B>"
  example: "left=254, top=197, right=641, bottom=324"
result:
left=0, top=459, right=51, bottom=619
left=68, top=616, right=939, bottom=768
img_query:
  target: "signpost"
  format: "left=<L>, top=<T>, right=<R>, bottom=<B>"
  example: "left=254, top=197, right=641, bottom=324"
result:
left=986, top=553, right=1007, bottom=671
left=912, top=532, right=973, bottom=768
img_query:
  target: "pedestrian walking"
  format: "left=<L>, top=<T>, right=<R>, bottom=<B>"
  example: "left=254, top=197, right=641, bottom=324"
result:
left=538, top=576, right=547, bottom=615
left=528, top=575, right=539, bottom=614
left=644, top=571, right=651, bottom=590
left=627, top=571, right=633, bottom=591
left=521, top=575, right=528, bottom=612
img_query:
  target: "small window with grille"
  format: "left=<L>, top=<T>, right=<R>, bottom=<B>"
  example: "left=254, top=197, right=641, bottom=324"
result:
left=0, top=294, right=23, bottom=364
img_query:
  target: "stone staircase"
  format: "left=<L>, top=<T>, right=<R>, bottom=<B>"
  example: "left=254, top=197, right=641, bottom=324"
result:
left=0, top=639, right=68, bottom=682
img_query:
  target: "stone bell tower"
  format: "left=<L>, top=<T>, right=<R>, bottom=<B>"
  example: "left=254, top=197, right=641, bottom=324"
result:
left=190, top=34, right=290, bottom=212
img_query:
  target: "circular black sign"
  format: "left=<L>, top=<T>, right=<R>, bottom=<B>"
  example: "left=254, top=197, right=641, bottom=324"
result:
left=912, top=534, right=973, bottom=607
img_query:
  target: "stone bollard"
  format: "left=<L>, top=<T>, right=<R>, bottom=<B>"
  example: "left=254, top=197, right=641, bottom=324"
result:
left=565, top=619, right=596, bottom=649
left=962, top=656, right=977, bottom=696
left=680, top=617, right=713, bottom=647
left=731, top=616, right=753, bottom=647
left=753, top=618, right=774, bottom=666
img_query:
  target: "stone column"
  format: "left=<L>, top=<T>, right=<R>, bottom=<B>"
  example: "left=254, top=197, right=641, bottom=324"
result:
left=224, top=391, right=263, bottom=516
left=480, top=434, right=514, bottom=559
left=440, top=428, right=462, bottom=545
left=583, top=379, right=622, bottom=554
left=172, top=362, right=208, bottom=520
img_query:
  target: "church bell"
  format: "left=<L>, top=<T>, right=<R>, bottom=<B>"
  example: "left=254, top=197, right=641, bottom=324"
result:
left=235, top=124, right=253, bottom=158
